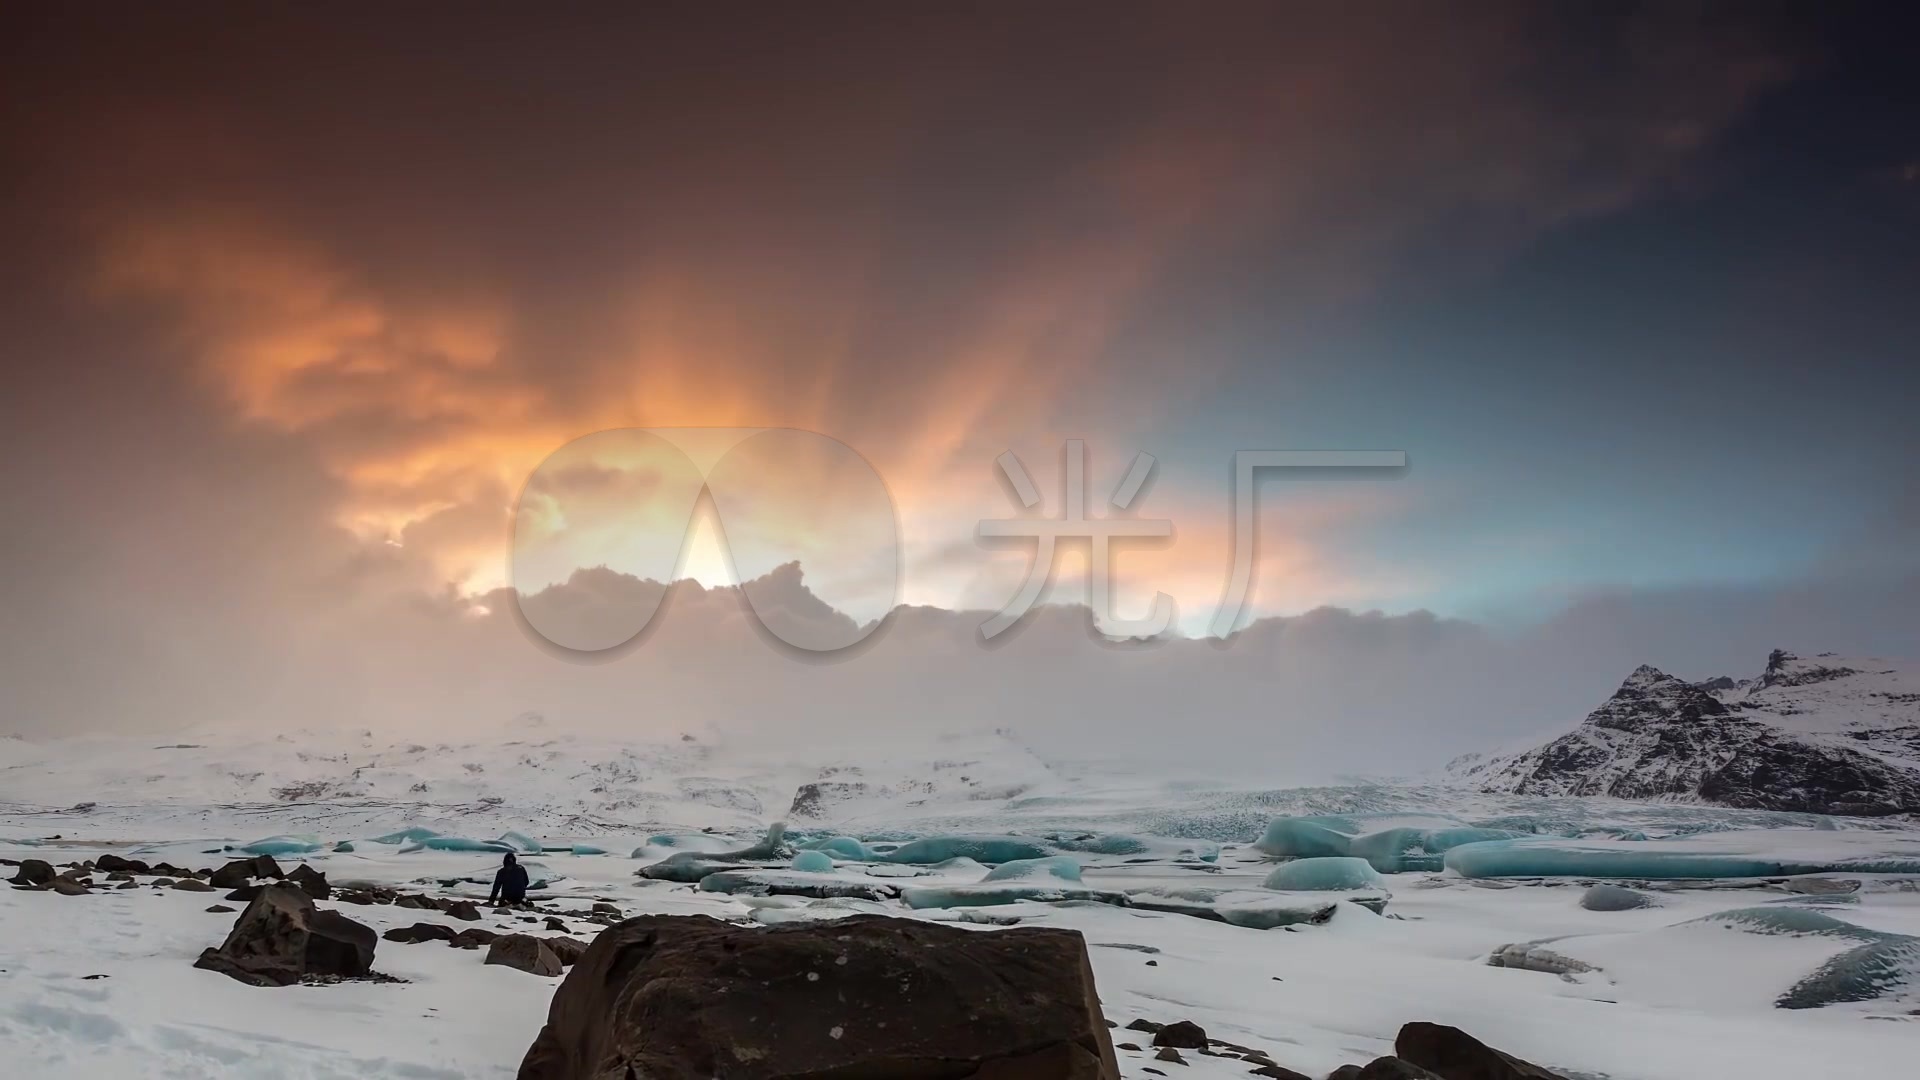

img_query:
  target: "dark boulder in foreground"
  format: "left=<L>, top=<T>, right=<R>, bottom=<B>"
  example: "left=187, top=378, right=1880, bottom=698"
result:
left=518, top=913, right=1120, bottom=1080
left=9, top=860, right=55, bottom=887
left=1329, top=1060, right=1443, bottom=1079
left=209, top=855, right=285, bottom=890
left=487, top=934, right=563, bottom=977
left=1394, top=1022, right=1568, bottom=1079
left=287, top=864, right=331, bottom=899
left=1151, top=1020, right=1207, bottom=1049
left=193, top=882, right=376, bottom=986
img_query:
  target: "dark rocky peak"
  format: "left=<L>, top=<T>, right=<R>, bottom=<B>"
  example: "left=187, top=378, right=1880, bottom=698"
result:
left=1589, top=664, right=1729, bottom=731
left=1759, top=649, right=1861, bottom=690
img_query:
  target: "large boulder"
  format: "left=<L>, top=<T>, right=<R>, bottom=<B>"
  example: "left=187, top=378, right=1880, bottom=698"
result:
left=384, top=922, right=458, bottom=944
left=517, top=913, right=1121, bottom=1080
left=1329, top=1060, right=1444, bottom=1080
left=209, top=855, right=285, bottom=890
left=487, top=934, right=564, bottom=976
left=192, top=882, right=376, bottom=986
left=95, top=854, right=150, bottom=874
left=8, top=859, right=55, bottom=887
left=287, top=864, right=331, bottom=900
left=1394, top=1023, right=1568, bottom=1079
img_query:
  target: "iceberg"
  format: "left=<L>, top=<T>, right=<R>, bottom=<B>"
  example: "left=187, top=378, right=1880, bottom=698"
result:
left=1444, top=829, right=1920, bottom=880
left=569, top=843, right=609, bottom=856
left=231, top=835, right=323, bottom=857
left=444, top=859, right=565, bottom=890
left=400, top=830, right=547, bottom=855
left=1253, top=815, right=1359, bottom=858
left=1262, top=857, right=1387, bottom=892
left=797, top=835, right=874, bottom=861
left=371, top=827, right=442, bottom=845
left=698, top=869, right=898, bottom=901
left=1125, top=886, right=1343, bottom=929
left=900, top=882, right=1125, bottom=909
left=1044, top=833, right=1220, bottom=862
left=1580, top=883, right=1657, bottom=911
left=789, top=850, right=835, bottom=873
left=1347, top=827, right=1529, bottom=873
left=982, top=856, right=1082, bottom=883
left=637, top=823, right=793, bottom=881
left=884, top=834, right=1054, bottom=865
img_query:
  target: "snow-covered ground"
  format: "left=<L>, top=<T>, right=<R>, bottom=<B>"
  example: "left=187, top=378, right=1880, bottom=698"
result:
left=5, top=727, right=1919, bottom=1078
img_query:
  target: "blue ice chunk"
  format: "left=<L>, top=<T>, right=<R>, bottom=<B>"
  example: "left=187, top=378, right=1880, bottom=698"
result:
left=449, top=860, right=565, bottom=890
left=332, top=841, right=355, bottom=852
left=415, top=836, right=510, bottom=852
left=570, top=843, right=609, bottom=856
left=1126, top=886, right=1344, bottom=929
left=497, top=831, right=545, bottom=854
left=1445, top=834, right=1920, bottom=880
left=232, top=835, right=324, bottom=857
left=370, top=827, right=442, bottom=845
left=1348, top=827, right=1529, bottom=873
left=983, top=856, right=1082, bottom=883
left=1047, top=833, right=1221, bottom=862
left=884, top=835, right=1054, bottom=865
left=1580, top=883, right=1657, bottom=911
left=1685, top=907, right=1920, bottom=1009
left=699, top=870, right=898, bottom=901
left=799, top=836, right=874, bottom=860
left=1253, top=816, right=1357, bottom=858
left=900, top=882, right=1124, bottom=909
left=790, top=850, right=835, bottom=873
left=1262, top=857, right=1387, bottom=892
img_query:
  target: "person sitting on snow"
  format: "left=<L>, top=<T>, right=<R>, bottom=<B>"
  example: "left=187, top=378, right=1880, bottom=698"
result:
left=488, top=851, right=530, bottom=906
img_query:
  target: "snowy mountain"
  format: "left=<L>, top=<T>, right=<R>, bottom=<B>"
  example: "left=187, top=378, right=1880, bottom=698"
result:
left=1449, top=650, right=1920, bottom=815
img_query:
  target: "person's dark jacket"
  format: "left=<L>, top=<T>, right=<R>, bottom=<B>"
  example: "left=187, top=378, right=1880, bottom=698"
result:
left=488, top=857, right=530, bottom=904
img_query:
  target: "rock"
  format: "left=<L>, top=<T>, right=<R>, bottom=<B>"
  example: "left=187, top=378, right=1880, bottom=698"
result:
left=1394, top=1022, right=1569, bottom=1079
left=287, top=864, right=331, bottom=900
left=384, top=922, right=458, bottom=944
left=450, top=927, right=499, bottom=950
left=192, top=882, right=377, bottom=987
left=544, top=916, right=569, bottom=932
left=1125, top=1019, right=1163, bottom=1034
left=1153, top=1047, right=1185, bottom=1064
left=1334, top=1059, right=1445, bottom=1080
left=50, top=877, right=91, bottom=896
left=115, top=881, right=139, bottom=890
left=1247, top=1066, right=1312, bottom=1080
left=226, top=886, right=264, bottom=902
left=206, top=905, right=237, bottom=913
left=95, top=854, right=150, bottom=874
left=8, top=860, right=54, bottom=887
left=590, top=902, right=621, bottom=916
left=543, top=936, right=589, bottom=966
left=150, top=878, right=175, bottom=888
left=1152, top=1020, right=1207, bottom=1049
left=1117, top=1043, right=1141, bottom=1052
left=1579, top=884, right=1654, bottom=911
left=444, top=900, right=482, bottom=921
left=209, top=856, right=284, bottom=890
left=170, top=879, right=215, bottom=892
left=486, top=934, right=563, bottom=976
left=517, top=913, right=1120, bottom=1079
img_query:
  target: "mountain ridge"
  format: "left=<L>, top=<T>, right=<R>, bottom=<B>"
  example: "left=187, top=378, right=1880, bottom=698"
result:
left=1449, top=649, right=1920, bottom=815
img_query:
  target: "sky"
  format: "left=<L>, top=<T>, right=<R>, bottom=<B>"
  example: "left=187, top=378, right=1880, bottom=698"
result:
left=2, top=4, right=1916, bottom=765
